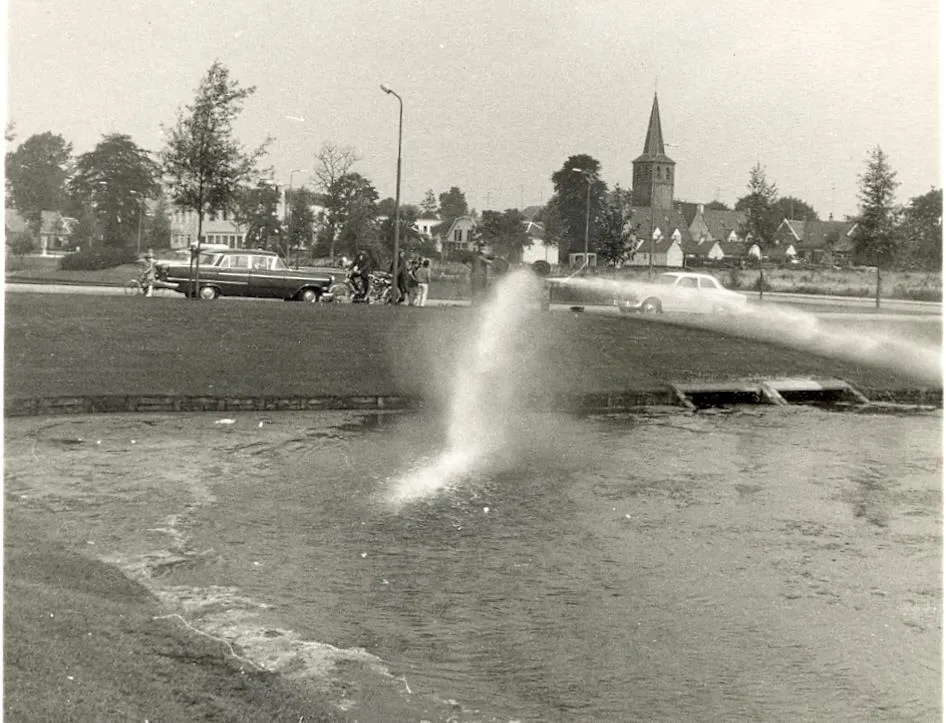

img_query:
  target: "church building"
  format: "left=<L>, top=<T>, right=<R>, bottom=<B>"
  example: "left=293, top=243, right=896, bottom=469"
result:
left=625, top=94, right=689, bottom=268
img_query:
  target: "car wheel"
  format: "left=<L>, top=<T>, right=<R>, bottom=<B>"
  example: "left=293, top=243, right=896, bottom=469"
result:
left=641, top=297, right=661, bottom=313
left=300, top=288, right=320, bottom=303
left=198, top=285, right=219, bottom=300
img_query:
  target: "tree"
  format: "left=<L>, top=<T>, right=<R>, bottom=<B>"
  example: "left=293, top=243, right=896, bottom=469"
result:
left=5, top=131, right=73, bottom=229
left=549, top=154, right=607, bottom=259
left=160, top=60, right=268, bottom=296
left=287, top=191, right=316, bottom=258
left=435, top=186, right=469, bottom=236
left=706, top=200, right=730, bottom=211
left=853, top=146, right=899, bottom=268
left=737, top=163, right=779, bottom=247
left=420, top=189, right=438, bottom=217
left=148, top=195, right=173, bottom=250
left=378, top=202, right=425, bottom=255
left=596, top=186, right=635, bottom=266
left=312, top=142, right=359, bottom=257
left=230, top=182, right=281, bottom=251
left=324, top=172, right=379, bottom=259
left=70, top=133, right=160, bottom=250
left=475, top=209, right=530, bottom=261
left=772, top=195, right=818, bottom=222
left=897, top=188, right=941, bottom=271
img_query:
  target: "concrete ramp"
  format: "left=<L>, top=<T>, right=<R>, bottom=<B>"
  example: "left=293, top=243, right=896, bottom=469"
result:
left=671, top=377, right=871, bottom=409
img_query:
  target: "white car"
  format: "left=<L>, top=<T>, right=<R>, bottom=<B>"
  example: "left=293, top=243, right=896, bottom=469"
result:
left=615, top=272, right=747, bottom=314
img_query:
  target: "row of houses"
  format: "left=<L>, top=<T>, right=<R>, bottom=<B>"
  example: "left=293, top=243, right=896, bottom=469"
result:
left=7, top=201, right=857, bottom=269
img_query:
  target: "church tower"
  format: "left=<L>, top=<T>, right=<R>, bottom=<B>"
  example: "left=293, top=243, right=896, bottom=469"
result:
left=631, top=94, right=675, bottom=210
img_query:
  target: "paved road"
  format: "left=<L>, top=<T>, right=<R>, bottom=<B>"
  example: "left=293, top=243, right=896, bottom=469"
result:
left=5, top=280, right=942, bottom=319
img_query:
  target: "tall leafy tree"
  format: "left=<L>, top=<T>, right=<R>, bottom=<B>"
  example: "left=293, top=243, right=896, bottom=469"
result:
left=736, top=163, right=779, bottom=246
left=378, top=201, right=424, bottom=255
left=312, top=142, right=359, bottom=257
left=147, top=195, right=173, bottom=250
left=596, top=185, right=635, bottom=266
left=853, top=146, right=899, bottom=267
left=549, top=154, right=607, bottom=258
left=420, top=189, right=438, bottom=217
left=230, top=182, right=281, bottom=250
left=324, top=172, right=379, bottom=259
left=5, top=131, right=73, bottom=229
left=772, top=195, right=818, bottom=222
left=897, top=187, right=941, bottom=271
left=70, top=133, right=160, bottom=249
left=287, top=191, right=316, bottom=257
left=475, top=209, right=530, bottom=261
left=161, top=60, right=268, bottom=295
left=435, top=186, right=469, bottom=236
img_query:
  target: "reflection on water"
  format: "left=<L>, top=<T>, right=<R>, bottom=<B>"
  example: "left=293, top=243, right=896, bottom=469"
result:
left=5, top=408, right=942, bottom=721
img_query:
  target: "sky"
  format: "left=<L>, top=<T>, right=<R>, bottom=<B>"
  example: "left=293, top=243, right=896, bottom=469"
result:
left=4, top=0, right=941, bottom=220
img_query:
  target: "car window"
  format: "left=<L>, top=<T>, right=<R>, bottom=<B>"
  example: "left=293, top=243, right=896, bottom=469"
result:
left=224, top=255, right=250, bottom=269
left=658, top=275, right=678, bottom=285
left=271, top=256, right=288, bottom=270
left=678, top=277, right=698, bottom=288
left=199, top=252, right=221, bottom=266
left=698, top=277, right=720, bottom=289
left=250, top=255, right=272, bottom=270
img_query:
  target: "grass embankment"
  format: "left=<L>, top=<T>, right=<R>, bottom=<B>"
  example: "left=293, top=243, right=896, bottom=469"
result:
left=4, top=510, right=339, bottom=721
left=5, top=293, right=932, bottom=411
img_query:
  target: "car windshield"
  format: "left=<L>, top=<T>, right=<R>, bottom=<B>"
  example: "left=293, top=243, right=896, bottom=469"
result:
left=271, top=256, right=288, bottom=270
left=658, top=275, right=678, bottom=285
left=199, top=252, right=223, bottom=265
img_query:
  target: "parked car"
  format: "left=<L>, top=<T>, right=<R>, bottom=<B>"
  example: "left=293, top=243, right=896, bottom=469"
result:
left=614, top=272, right=747, bottom=314
left=156, top=249, right=335, bottom=301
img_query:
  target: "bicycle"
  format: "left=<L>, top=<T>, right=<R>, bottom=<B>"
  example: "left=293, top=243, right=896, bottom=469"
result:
left=124, top=272, right=160, bottom=297
left=329, top=271, right=393, bottom=304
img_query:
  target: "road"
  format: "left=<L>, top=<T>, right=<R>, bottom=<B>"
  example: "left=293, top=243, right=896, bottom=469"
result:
left=4, top=280, right=942, bottom=318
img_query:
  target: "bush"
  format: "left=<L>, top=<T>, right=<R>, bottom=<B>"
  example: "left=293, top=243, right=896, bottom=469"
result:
left=9, top=235, right=36, bottom=256
left=60, top=247, right=138, bottom=271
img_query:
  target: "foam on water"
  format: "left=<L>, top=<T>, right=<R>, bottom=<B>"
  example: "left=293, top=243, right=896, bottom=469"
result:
left=561, top=276, right=942, bottom=384
left=388, top=270, right=542, bottom=507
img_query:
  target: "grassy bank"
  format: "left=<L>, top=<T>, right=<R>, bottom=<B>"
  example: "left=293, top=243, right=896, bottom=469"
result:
left=5, top=293, right=933, bottom=410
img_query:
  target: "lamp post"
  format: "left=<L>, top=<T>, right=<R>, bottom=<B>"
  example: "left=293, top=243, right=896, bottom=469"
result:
left=381, top=83, right=403, bottom=302
left=571, top=167, right=593, bottom=268
left=286, top=168, right=306, bottom=265
left=130, top=191, right=146, bottom=256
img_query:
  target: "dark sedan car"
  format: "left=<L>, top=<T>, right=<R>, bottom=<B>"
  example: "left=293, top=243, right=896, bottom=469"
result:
left=157, top=249, right=335, bottom=302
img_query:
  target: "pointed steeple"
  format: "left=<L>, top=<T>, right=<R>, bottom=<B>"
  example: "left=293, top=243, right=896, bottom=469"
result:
left=642, top=93, right=665, bottom=157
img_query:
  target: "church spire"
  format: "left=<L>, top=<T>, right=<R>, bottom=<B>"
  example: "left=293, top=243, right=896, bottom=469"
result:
left=642, top=93, right=665, bottom=157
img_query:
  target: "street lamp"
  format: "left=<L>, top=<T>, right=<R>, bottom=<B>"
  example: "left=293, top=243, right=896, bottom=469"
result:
left=571, top=167, right=593, bottom=268
left=381, top=83, right=403, bottom=302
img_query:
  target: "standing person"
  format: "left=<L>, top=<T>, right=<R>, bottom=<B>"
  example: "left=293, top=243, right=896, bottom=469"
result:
left=348, top=251, right=371, bottom=302
left=415, top=258, right=432, bottom=307
left=470, top=246, right=492, bottom=306
left=390, top=250, right=410, bottom=304
left=406, top=256, right=421, bottom=306
left=141, top=249, right=156, bottom=297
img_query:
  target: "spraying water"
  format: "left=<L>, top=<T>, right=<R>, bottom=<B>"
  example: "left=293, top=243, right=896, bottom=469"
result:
left=388, top=270, right=544, bottom=506
left=558, top=276, right=942, bottom=384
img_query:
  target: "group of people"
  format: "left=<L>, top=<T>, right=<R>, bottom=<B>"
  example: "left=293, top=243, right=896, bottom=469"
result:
left=346, top=250, right=432, bottom=306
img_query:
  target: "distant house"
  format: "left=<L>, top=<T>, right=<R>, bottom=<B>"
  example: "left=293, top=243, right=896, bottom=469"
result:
left=627, top=235, right=683, bottom=268
left=39, top=210, right=77, bottom=255
left=682, top=238, right=724, bottom=264
left=170, top=207, right=247, bottom=250
left=440, top=215, right=477, bottom=258
left=688, top=205, right=748, bottom=244
left=773, top=217, right=857, bottom=264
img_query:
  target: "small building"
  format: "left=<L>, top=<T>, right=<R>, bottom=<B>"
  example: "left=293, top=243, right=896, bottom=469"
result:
left=627, top=235, right=683, bottom=268
left=170, top=207, right=248, bottom=250
left=39, top=210, right=77, bottom=255
left=440, top=215, right=477, bottom=258
left=688, top=205, right=748, bottom=244
left=773, top=217, right=857, bottom=264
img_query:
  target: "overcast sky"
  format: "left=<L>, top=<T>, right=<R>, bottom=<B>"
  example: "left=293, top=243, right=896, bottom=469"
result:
left=5, top=0, right=941, bottom=219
